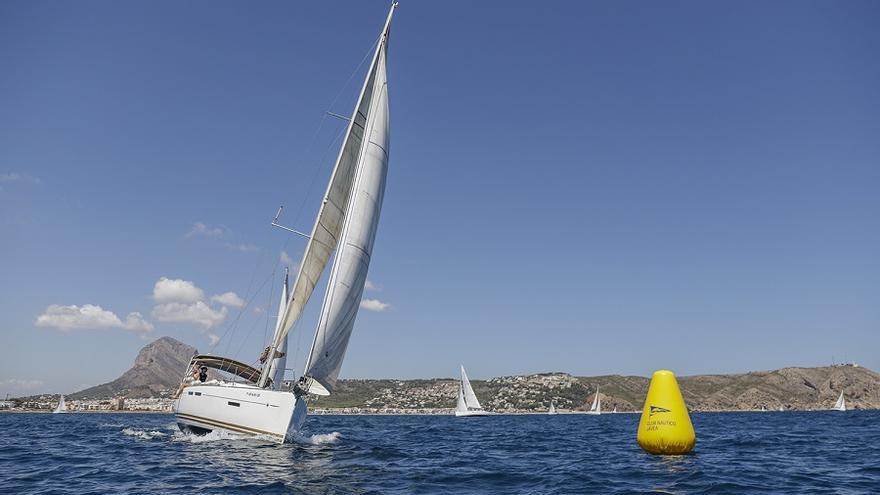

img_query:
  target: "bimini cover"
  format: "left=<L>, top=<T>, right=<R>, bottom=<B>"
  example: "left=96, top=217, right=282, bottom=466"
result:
left=192, top=355, right=264, bottom=385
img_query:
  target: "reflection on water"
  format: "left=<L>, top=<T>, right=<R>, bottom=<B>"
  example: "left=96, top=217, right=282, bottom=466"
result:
left=1, top=411, right=878, bottom=494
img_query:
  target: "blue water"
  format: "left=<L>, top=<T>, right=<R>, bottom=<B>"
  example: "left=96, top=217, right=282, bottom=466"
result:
left=1, top=411, right=878, bottom=494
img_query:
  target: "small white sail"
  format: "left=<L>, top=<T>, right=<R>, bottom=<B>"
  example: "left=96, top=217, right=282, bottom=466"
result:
left=460, top=365, right=483, bottom=410
left=456, top=385, right=467, bottom=414
left=52, top=395, right=67, bottom=414
left=455, top=365, right=489, bottom=416
left=833, top=391, right=846, bottom=412
left=587, top=387, right=601, bottom=415
left=548, top=402, right=557, bottom=415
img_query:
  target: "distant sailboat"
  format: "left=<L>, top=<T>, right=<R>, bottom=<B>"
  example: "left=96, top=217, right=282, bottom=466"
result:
left=612, top=407, right=618, bottom=414
left=174, top=3, right=399, bottom=443
left=548, top=401, right=557, bottom=415
left=778, top=405, right=785, bottom=412
left=760, top=406, right=766, bottom=412
left=832, top=391, right=846, bottom=412
left=455, top=365, right=490, bottom=417
left=585, top=387, right=601, bottom=415
left=52, top=395, right=67, bottom=414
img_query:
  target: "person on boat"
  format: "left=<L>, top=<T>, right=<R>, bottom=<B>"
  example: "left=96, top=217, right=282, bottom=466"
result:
left=190, top=365, right=200, bottom=381
left=259, top=346, right=270, bottom=367
left=198, top=366, right=208, bottom=383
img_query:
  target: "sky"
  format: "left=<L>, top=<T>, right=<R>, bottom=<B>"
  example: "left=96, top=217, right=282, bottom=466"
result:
left=1, top=1, right=878, bottom=398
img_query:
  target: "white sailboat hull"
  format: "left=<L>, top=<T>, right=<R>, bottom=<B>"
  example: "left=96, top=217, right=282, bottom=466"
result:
left=174, top=383, right=306, bottom=443
left=454, top=409, right=492, bottom=417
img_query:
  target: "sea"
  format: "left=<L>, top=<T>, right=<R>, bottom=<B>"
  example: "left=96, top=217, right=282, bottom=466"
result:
left=1, top=411, right=878, bottom=494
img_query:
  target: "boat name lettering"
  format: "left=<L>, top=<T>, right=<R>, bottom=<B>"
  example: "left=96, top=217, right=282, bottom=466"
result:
left=246, top=392, right=261, bottom=397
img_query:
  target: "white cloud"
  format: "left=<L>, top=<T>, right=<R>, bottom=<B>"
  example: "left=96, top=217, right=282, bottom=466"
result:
left=0, top=172, right=41, bottom=184
left=150, top=277, right=242, bottom=330
left=280, top=250, right=297, bottom=269
left=151, top=301, right=227, bottom=329
left=360, top=298, right=390, bottom=312
left=152, top=277, right=204, bottom=304
left=1, top=378, right=44, bottom=390
left=185, top=222, right=225, bottom=239
left=226, top=242, right=259, bottom=253
left=365, top=279, right=381, bottom=291
left=211, top=292, right=245, bottom=308
left=207, top=333, right=220, bottom=346
left=35, top=304, right=154, bottom=333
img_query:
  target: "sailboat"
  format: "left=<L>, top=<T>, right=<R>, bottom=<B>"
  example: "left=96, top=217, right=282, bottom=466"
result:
left=832, top=391, right=847, bottom=412
left=174, top=3, right=398, bottom=443
left=760, top=406, right=766, bottom=412
left=52, top=395, right=67, bottom=414
left=548, top=401, right=557, bottom=415
left=585, top=387, right=601, bottom=415
left=455, top=365, right=490, bottom=417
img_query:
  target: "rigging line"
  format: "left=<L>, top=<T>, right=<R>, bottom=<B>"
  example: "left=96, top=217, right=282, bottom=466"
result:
left=229, top=269, right=277, bottom=361
left=215, top=236, right=273, bottom=357
left=288, top=33, right=383, bottom=230
left=269, top=33, right=383, bottom=305
left=278, top=120, right=348, bottom=256
left=212, top=262, right=273, bottom=358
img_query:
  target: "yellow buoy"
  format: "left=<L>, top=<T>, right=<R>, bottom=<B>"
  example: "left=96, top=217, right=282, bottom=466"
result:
left=636, top=369, right=695, bottom=455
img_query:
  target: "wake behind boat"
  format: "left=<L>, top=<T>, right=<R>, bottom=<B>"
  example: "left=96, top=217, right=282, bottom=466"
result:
left=174, top=3, right=398, bottom=443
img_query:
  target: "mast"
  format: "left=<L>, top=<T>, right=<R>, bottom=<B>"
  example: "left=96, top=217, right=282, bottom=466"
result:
left=264, top=268, right=289, bottom=389
left=258, top=3, right=398, bottom=389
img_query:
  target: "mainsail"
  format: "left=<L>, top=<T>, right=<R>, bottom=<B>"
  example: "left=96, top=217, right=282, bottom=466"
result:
left=264, top=5, right=395, bottom=394
left=833, top=392, right=846, bottom=411
left=460, top=365, right=483, bottom=410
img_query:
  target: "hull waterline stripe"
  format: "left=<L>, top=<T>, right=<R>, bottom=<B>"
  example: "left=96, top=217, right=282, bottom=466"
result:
left=176, top=413, right=284, bottom=439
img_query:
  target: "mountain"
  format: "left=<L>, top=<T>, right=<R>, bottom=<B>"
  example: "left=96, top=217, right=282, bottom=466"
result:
left=309, top=365, right=880, bottom=411
left=678, top=365, right=880, bottom=411
left=70, top=337, right=197, bottom=399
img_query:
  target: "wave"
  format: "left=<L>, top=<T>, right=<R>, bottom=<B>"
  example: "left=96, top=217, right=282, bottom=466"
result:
left=293, top=431, right=341, bottom=445
left=121, top=428, right=168, bottom=440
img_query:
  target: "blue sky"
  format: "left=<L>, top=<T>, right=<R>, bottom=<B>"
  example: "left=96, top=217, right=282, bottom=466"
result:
left=2, top=1, right=878, bottom=398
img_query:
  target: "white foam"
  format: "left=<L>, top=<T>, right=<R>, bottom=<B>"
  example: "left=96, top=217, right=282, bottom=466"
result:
left=293, top=431, right=341, bottom=445
left=171, top=428, right=243, bottom=443
left=121, top=428, right=167, bottom=440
